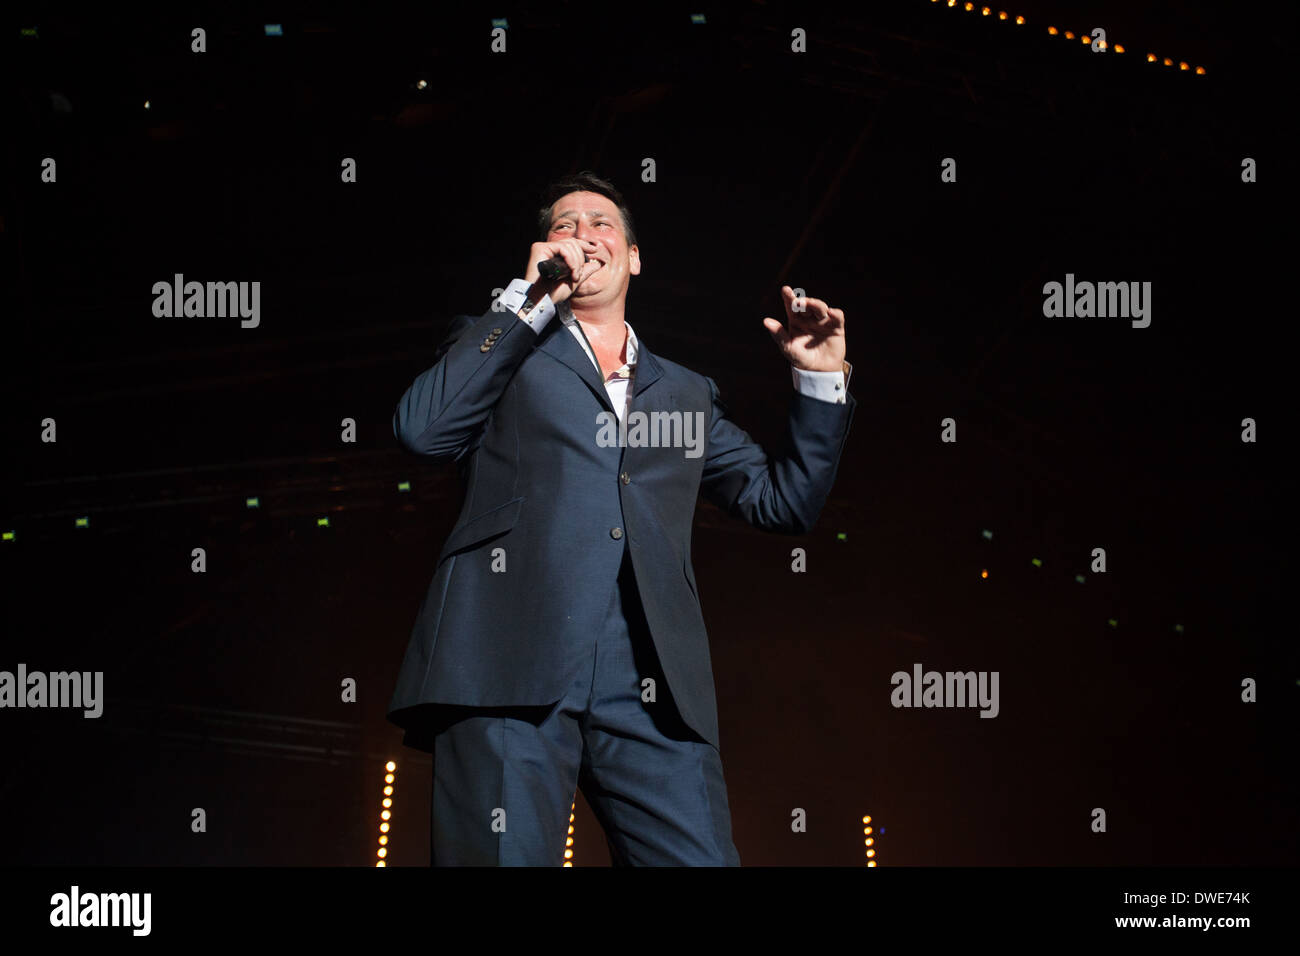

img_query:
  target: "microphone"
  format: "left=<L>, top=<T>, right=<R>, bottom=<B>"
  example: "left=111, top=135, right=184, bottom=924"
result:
left=537, top=253, right=589, bottom=281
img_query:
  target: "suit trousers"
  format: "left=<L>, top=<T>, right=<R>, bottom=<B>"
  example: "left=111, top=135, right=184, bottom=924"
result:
left=427, top=548, right=741, bottom=866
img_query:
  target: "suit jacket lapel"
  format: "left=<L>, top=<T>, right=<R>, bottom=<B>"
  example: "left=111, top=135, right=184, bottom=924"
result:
left=536, top=315, right=667, bottom=415
left=536, top=315, right=615, bottom=416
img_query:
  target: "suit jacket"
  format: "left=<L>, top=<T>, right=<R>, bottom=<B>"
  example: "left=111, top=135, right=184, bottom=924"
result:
left=387, top=301, right=855, bottom=752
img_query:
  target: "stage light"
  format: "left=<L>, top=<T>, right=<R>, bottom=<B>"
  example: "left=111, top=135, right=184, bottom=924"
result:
left=690, top=13, right=706, bottom=24
left=1163, top=57, right=1173, bottom=66
left=1063, top=31, right=1074, bottom=40
left=862, top=815, right=871, bottom=824
left=377, top=761, right=397, bottom=865
left=1015, top=15, right=1024, bottom=25
left=76, top=517, right=89, bottom=528
left=1047, top=26, right=1058, bottom=35
left=317, top=517, right=330, bottom=527
left=867, top=848, right=875, bottom=858
left=1107, top=619, right=1118, bottom=628
left=491, top=18, right=508, bottom=29
left=143, top=100, right=151, bottom=110
left=998, top=11, right=1008, bottom=20
left=264, top=24, right=283, bottom=37
left=415, top=81, right=427, bottom=91
left=964, top=2, right=973, bottom=10
left=3, top=531, right=14, bottom=541
left=1031, top=558, right=1042, bottom=567
left=1074, top=574, right=1086, bottom=584
left=1114, top=44, right=1125, bottom=53
left=837, top=531, right=847, bottom=540
left=398, top=481, right=412, bottom=492
left=980, top=569, right=989, bottom=579
left=566, top=802, right=576, bottom=867
left=1147, top=53, right=1157, bottom=62
left=981, top=7, right=990, bottom=15
left=246, top=497, right=260, bottom=508
left=866, top=838, right=874, bottom=846
left=948, top=1, right=957, bottom=8
left=1081, top=35, right=1090, bottom=45
left=1195, top=66, right=1205, bottom=74
left=865, top=826, right=873, bottom=834
left=1174, top=624, right=1185, bottom=634
left=981, top=529, right=993, bottom=540
left=1179, top=61, right=1189, bottom=70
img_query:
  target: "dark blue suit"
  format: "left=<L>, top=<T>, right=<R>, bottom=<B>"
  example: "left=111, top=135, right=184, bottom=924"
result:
left=387, top=301, right=855, bottom=864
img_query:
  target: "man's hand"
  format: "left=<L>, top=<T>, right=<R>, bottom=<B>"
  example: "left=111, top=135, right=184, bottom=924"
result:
left=524, top=238, right=601, bottom=306
left=762, top=285, right=847, bottom=372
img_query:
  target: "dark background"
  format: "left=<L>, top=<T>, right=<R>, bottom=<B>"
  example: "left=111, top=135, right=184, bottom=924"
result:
left=2, top=0, right=1293, bottom=866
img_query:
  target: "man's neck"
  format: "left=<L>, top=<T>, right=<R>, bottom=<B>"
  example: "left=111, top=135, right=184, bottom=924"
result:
left=567, top=299, right=626, bottom=332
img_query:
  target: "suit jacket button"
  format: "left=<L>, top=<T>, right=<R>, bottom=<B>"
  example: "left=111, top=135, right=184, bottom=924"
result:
left=610, top=527, right=623, bottom=539
left=620, top=472, right=630, bottom=484
left=491, top=328, right=503, bottom=335
left=479, top=344, right=491, bottom=352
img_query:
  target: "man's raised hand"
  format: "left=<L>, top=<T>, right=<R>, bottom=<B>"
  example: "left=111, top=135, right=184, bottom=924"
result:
left=762, top=285, right=846, bottom=373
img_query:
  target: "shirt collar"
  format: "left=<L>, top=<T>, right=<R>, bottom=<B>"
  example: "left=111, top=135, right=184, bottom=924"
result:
left=561, top=308, right=639, bottom=368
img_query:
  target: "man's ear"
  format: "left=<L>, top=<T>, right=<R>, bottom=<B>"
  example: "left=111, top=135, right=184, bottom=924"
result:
left=629, top=244, right=641, bottom=276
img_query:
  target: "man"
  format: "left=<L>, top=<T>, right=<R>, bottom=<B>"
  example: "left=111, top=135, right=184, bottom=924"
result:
left=387, top=171, right=854, bottom=865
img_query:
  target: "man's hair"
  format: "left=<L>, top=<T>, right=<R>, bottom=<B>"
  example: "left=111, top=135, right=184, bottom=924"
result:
left=537, top=171, right=638, bottom=249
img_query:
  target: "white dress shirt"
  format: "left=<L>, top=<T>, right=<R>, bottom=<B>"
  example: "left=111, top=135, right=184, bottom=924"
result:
left=493, top=277, right=852, bottom=422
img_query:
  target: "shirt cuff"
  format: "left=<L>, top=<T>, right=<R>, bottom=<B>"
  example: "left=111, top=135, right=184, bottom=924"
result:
left=791, top=360, right=852, bottom=404
left=494, top=278, right=557, bottom=334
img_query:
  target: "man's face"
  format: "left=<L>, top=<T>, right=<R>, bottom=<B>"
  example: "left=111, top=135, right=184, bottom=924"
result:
left=545, top=190, right=640, bottom=305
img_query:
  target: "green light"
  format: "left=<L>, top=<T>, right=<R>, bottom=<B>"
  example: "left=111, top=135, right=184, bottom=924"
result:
left=398, top=481, right=411, bottom=492
left=1031, top=558, right=1042, bottom=567
left=1174, top=624, right=1184, bottom=634
left=246, top=497, right=260, bottom=508
left=21, top=27, right=38, bottom=38
left=1074, top=574, right=1085, bottom=584
left=75, top=517, right=89, bottom=528
left=491, top=18, right=508, bottom=28
left=836, top=532, right=847, bottom=540
left=691, top=13, right=707, bottom=24
left=1107, top=618, right=1118, bottom=628
left=2, top=531, right=14, bottom=541
left=981, top=529, right=993, bottom=540
left=317, top=517, right=330, bottom=527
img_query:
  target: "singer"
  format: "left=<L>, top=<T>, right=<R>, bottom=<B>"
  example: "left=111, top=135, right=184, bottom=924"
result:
left=387, top=171, right=856, bottom=865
